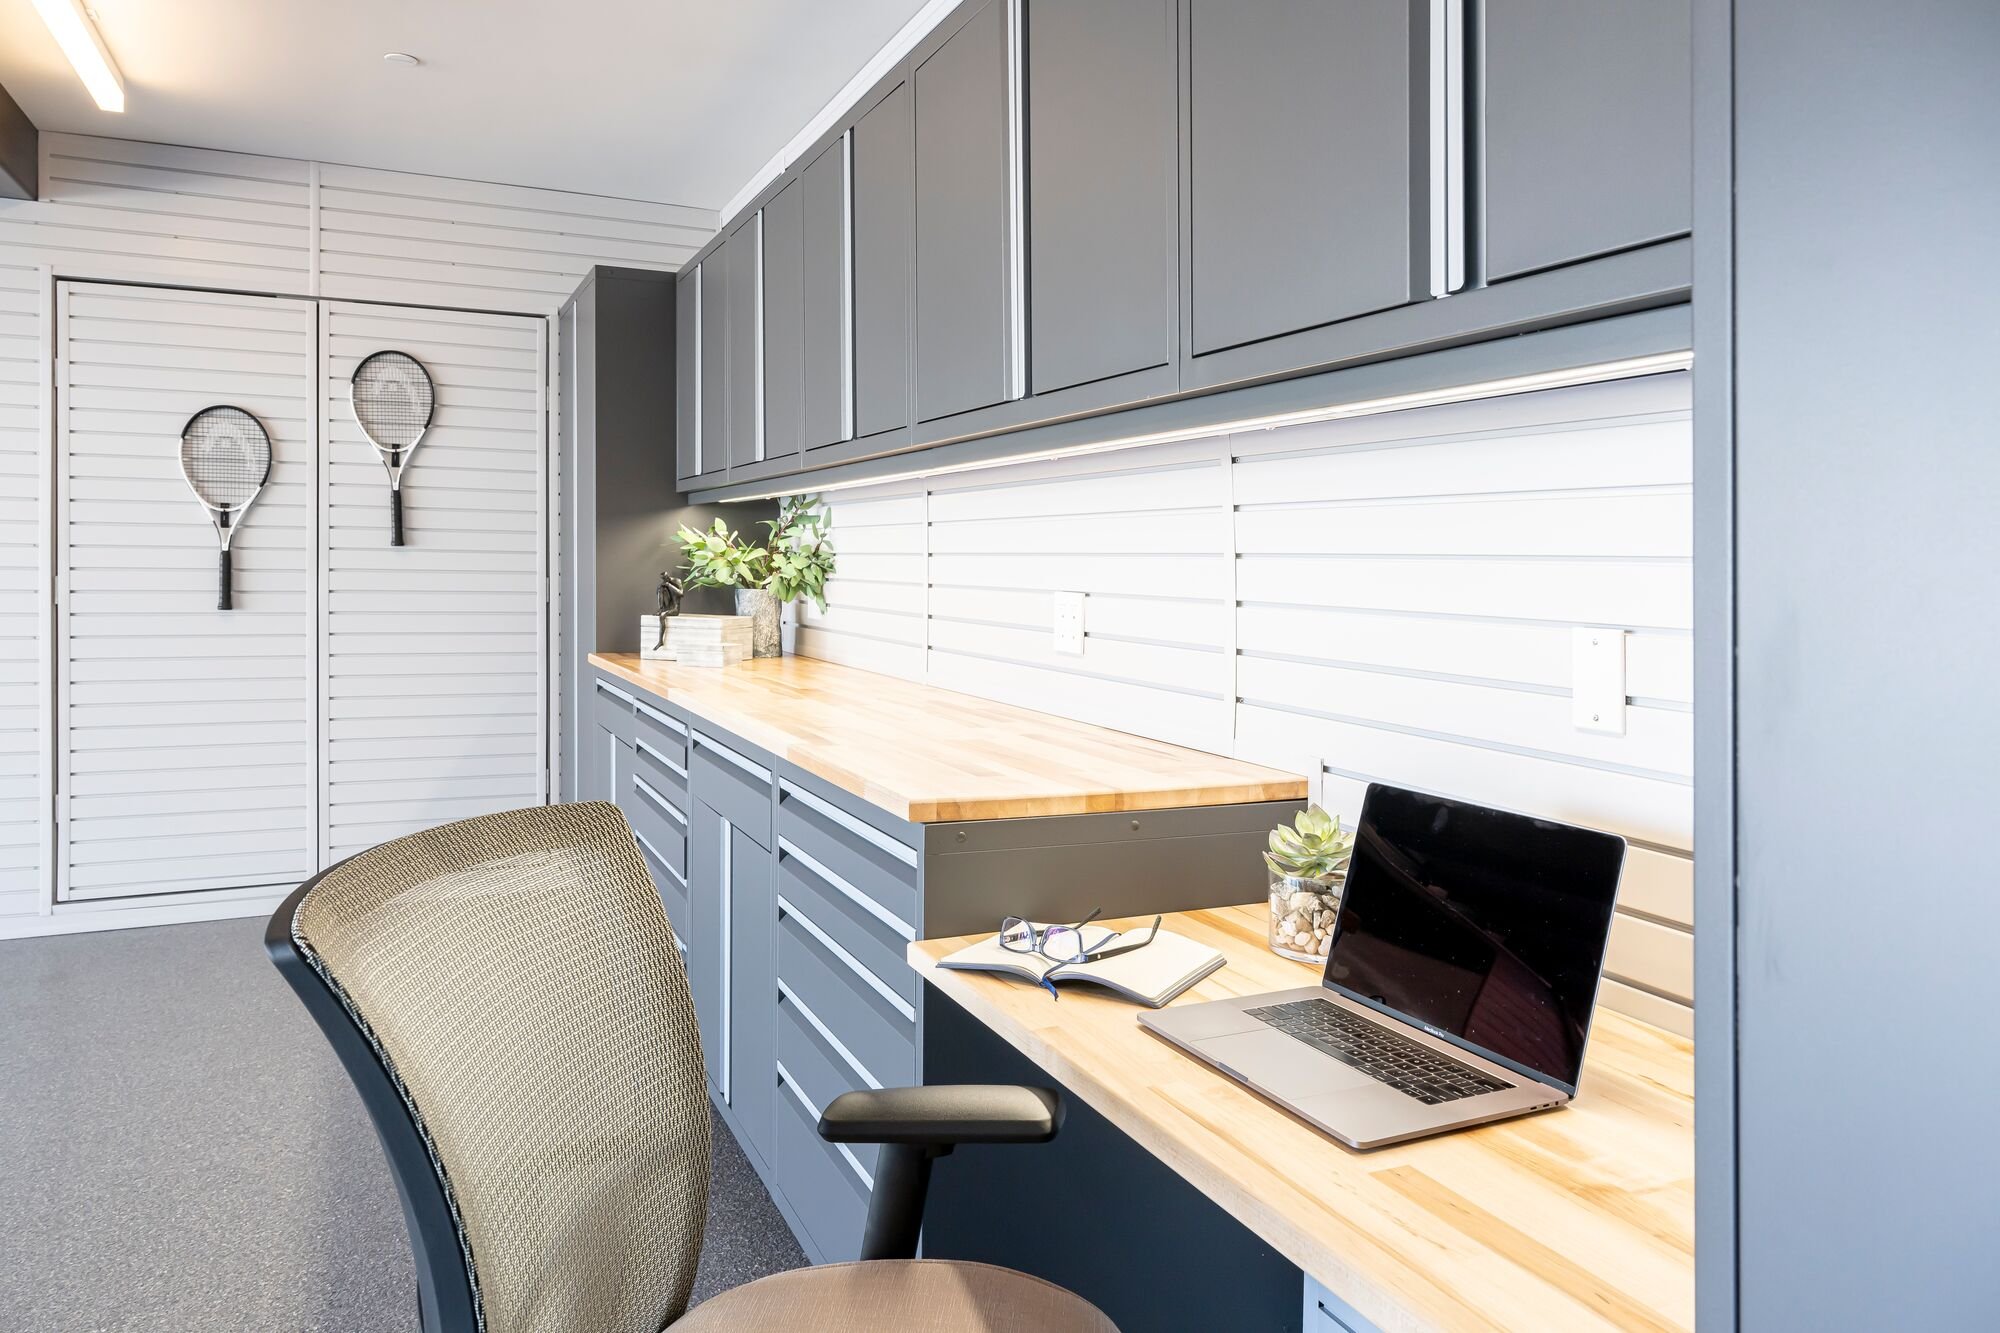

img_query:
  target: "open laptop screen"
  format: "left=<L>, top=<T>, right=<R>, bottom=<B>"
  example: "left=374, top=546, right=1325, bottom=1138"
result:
left=1321, top=784, right=1626, bottom=1093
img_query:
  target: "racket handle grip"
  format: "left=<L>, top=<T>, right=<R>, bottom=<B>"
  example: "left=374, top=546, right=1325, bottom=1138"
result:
left=218, top=548, right=233, bottom=612
left=389, top=484, right=404, bottom=547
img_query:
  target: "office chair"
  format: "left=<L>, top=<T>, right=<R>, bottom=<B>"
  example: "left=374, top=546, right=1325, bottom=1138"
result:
left=265, top=801, right=1114, bottom=1333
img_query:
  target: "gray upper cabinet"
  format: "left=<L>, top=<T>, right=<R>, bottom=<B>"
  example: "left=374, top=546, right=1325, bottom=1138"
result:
left=851, top=78, right=915, bottom=444
left=913, top=0, right=1015, bottom=425
left=724, top=215, right=762, bottom=470
left=674, top=269, right=701, bottom=482
left=1480, top=0, right=1692, bottom=281
left=1027, top=0, right=1176, bottom=397
left=1185, top=0, right=1424, bottom=359
left=698, top=245, right=729, bottom=478
left=800, top=137, right=852, bottom=454
left=762, top=179, right=805, bottom=467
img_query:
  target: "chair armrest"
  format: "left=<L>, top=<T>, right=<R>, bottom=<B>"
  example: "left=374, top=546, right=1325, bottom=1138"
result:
left=818, top=1084, right=1062, bottom=1147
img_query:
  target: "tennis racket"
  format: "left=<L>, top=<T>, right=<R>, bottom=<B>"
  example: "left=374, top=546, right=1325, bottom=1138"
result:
left=178, top=406, right=272, bottom=612
left=350, top=349, right=435, bottom=547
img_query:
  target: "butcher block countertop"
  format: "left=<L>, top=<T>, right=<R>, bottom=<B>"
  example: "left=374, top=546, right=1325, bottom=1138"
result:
left=588, top=652, right=1306, bottom=824
left=913, top=904, right=1695, bottom=1333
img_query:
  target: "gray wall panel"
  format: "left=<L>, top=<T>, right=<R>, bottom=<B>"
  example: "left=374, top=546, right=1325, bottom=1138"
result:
left=1730, top=1, right=2000, bottom=1326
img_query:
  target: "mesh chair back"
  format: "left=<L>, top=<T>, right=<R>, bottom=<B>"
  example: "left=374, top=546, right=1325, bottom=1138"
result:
left=286, top=802, right=711, bottom=1333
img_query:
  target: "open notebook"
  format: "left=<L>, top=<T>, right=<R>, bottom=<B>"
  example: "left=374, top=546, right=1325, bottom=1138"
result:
left=937, top=923, right=1226, bottom=1007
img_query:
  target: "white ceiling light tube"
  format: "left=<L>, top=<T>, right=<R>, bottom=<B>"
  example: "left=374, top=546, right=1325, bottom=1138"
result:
left=721, top=351, right=1693, bottom=502
left=31, top=0, right=124, bottom=112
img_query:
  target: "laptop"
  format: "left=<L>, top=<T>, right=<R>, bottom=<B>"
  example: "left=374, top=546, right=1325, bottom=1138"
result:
left=1139, top=782, right=1626, bottom=1150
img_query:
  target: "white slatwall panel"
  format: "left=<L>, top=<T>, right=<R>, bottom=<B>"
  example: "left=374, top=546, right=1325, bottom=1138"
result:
left=807, top=373, right=1695, bottom=1033
left=316, top=163, right=709, bottom=311
left=0, top=261, right=41, bottom=916
left=319, top=302, right=547, bottom=863
left=56, top=284, right=319, bottom=900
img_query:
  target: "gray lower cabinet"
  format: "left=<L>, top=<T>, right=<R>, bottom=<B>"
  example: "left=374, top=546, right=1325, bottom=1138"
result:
left=913, top=0, right=1014, bottom=426
left=1026, top=0, right=1176, bottom=398
left=728, top=820, right=777, bottom=1160
left=1184, top=0, right=1426, bottom=362
left=1479, top=0, right=1692, bottom=281
left=687, top=796, right=729, bottom=1103
left=850, top=76, right=914, bottom=448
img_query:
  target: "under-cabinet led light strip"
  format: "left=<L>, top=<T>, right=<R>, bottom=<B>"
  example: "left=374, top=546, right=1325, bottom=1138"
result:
left=720, top=350, right=1693, bottom=502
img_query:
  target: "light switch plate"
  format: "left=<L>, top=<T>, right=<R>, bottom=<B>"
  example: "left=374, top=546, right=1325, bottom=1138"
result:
left=1052, top=591, right=1085, bottom=655
left=1571, top=628, right=1627, bottom=735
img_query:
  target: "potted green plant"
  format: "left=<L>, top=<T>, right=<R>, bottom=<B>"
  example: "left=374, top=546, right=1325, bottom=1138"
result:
left=675, top=517, right=776, bottom=655
left=761, top=494, right=836, bottom=616
left=1263, top=805, right=1355, bottom=963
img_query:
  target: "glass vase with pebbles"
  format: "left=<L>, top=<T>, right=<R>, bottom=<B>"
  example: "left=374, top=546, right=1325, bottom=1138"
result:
left=1261, top=805, right=1355, bottom=964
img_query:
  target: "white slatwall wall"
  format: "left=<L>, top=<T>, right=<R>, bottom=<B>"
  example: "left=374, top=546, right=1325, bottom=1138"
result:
left=56, top=285, right=319, bottom=899
left=801, top=373, right=1696, bottom=1034
left=0, top=133, right=715, bottom=923
left=320, top=302, right=548, bottom=864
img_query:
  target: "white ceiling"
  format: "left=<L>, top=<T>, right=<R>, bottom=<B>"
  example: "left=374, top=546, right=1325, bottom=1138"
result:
left=0, top=0, right=931, bottom=210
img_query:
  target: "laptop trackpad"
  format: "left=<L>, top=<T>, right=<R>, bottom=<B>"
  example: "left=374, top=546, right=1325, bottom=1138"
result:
left=1200, top=1030, right=1378, bottom=1097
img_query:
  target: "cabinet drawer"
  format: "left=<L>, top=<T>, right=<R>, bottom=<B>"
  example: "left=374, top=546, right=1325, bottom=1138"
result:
left=776, top=780, right=917, bottom=933
left=635, top=824, right=690, bottom=944
left=632, top=695, right=689, bottom=770
left=593, top=679, right=636, bottom=745
left=692, top=732, right=773, bottom=848
left=777, top=986, right=881, bottom=1177
left=633, top=730, right=689, bottom=807
left=775, top=1070, right=871, bottom=1264
left=777, top=898, right=917, bottom=1091
left=627, top=774, right=688, bottom=880
left=777, top=843, right=916, bottom=1007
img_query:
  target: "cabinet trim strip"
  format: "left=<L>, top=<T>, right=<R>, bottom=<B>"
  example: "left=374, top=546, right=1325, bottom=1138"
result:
left=634, top=698, right=688, bottom=738
left=777, top=1059, right=876, bottom=1189
left=779, top=778, right=919, bottom=866
left=596, top=681, right=637, bottom=707
left=720, top=815, right=733, bottom=1102
left=779, top=892, right=919, bottom=1022
left=779, top=977, right=885, bottom=1091
left=633, top=774, right=688, bottom=826
left=695, top=731, right=774, bottom=783
left=634, top=829, right=687, bottom=888
left=635, top=735, right=689, bottom=781
left=779, top=835, right=915, bottom=941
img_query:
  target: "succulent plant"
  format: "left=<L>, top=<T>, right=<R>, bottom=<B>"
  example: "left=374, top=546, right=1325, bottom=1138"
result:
left=1263, top=804, right=1355, bottom=882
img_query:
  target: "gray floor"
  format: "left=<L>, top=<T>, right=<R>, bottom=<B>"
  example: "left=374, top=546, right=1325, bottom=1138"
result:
left=0, top=917, right=805, bottom=1331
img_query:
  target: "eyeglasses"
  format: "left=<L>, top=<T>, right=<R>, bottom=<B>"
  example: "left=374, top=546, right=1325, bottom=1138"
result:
left=999, top=908, right=1162, bottom=996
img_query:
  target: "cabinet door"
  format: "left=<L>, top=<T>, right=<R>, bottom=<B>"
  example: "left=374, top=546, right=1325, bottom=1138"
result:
left=851, top=78, right=914, bottom=441
left=724, top=216, right=762, bottom=470
left=699, top=248, right=729, bottom=477
left=1186, top=0, right=1422, bottom=357
left=687, top=798, right=729, bottom=1100
left=1480, top=0, right=1691, bottom=280
left=762, top=179, right=805, bottom=467
left=729, top=823, right=777, bottom=1160
left=1027, top=0, right=1176, bottom=395
left=675, top=268, right=700, bottom=482
left=914, top=0, right=1015, bottom=424
left=799, top=136, right=852, bottom=452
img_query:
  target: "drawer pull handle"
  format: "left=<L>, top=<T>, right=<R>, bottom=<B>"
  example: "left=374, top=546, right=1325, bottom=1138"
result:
left=636, top=737, right=689, bottom=780
left=632, top=829, right=687, bottom=887
left=778, top=979, right=884, bottom=1090
left=778, top=894, right=917, bottom=1023
left=777, top=1059, right=875, bottom=1190
left=779, top=779, right=918, bottom=867
left=695, top=732, right=772, bottom=783
left=596, top=681, right=637, bottom=707
left=779, top=837, right=914, bottom=941
left=633, top=775, right=688, bottom=826
left=634, top=698, right=688, bottom=737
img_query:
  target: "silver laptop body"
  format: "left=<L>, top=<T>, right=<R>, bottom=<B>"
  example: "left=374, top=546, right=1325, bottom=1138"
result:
left=1140, top=783, right=1626, bottom=1150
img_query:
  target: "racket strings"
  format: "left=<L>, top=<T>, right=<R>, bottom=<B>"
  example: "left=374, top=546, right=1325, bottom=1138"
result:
left=352, top=351, right=435, bottom=455
left=180, top=407, right=272, bottom=512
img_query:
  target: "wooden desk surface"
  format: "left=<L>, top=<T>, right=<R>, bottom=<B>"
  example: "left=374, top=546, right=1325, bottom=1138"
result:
left=911, top=906, right=1694, bottom=1333
left=589, top=652, right=1306, bottom=823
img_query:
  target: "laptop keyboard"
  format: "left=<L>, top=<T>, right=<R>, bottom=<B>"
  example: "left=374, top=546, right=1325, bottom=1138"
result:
left=1244, top=998, right=1511, bottom=1105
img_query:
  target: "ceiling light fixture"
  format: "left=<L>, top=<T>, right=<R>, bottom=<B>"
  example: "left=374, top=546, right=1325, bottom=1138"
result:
left=382, top=52, right=422, bottom=66
left=720, top=350, right=1694, bottom=502
left=31, top=0, right=124, bottom=112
